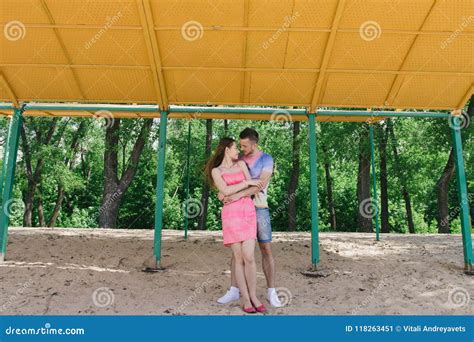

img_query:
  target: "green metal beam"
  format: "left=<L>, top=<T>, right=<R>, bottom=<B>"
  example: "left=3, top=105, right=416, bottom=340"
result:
left=0, top=107, right=23, bottom=262
left=308, top=113, right=320, bottom=268
left=183, top=120, right=192, bottom=240
left=153, top=111, right=168, bottom=268
left=0, top=102, right=451, bottom=119
left=369, top=125, right=381, bottom=241
left=450, top=116, right=473, bottom=273
left=0, top=117, right=11, bottom=203
left=317, top=110, right=450, bottom=118
left=23, top=103, right=160, bottom=113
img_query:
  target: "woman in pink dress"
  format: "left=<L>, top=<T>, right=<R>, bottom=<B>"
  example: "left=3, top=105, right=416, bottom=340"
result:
left=205, top=137, right=267, bottom=313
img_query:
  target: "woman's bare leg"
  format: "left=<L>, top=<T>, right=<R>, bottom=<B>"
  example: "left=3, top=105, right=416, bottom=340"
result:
left=230, top=254, right=237, bottom=288
left=230, top=242, right=251, bottom=308
left=241, top=239, right=262, bottom=307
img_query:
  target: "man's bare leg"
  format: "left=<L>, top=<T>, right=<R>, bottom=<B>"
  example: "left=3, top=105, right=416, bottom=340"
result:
left=259, top=241, right=282, bottom=307
left=230, top=254, right=238, bottom=287
left=259, top=242, right=275, bottom=288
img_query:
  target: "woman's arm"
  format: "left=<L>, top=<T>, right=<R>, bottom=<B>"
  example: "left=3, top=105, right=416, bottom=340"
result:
left=238, top=161, right=264, bottom=189
left=237, top=160, right=252, bottom=181
left=211, top=168, right=250, bottom=196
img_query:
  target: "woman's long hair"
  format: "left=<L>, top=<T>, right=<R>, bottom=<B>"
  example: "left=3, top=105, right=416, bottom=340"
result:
left=205, top=137, right=236, bottom=188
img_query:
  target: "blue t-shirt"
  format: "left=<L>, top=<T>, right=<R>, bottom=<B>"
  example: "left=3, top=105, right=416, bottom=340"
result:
left=239, top=151, right=273, bottom=208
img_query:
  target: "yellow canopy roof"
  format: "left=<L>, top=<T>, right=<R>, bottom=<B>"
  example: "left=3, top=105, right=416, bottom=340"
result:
left=0, top=0, right=473, bottom=120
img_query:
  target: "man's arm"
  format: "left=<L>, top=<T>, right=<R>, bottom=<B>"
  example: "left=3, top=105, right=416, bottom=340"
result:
left=223, top=170, right=272, bottom=204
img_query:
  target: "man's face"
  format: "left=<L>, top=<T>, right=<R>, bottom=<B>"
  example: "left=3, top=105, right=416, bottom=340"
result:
left=239, top=138, right=257, bottom=156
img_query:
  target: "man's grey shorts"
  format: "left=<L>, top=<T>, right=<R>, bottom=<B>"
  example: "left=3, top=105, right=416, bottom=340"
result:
left=256, top=208, right=272, bottom=243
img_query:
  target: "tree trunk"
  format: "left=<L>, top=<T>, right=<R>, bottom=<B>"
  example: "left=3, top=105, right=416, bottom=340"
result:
left=378, top=125, right=390, bottom=233
left=224, top=119, right=228, bottom=135
left=436, top=150, right=455, bottom=233
left=99, top=118, right=153, bottom=228
left=357, top=126, right=373, bottom=232
left=435, top=96, right=473, bottom=233
left=48, top=186, right=65, bottom=227
left=386, top=119, right=415, bottom=233
left=322, top=144, right=336, bottom=231
left=47, top=120, right=88, bottom=227
left=20, top=118, right=58, bottom=227
left=198, top=119, right=213, bottom=230
left=36, top=187, right=45, bottom=227
left=287, top=121, right=300, bottom=231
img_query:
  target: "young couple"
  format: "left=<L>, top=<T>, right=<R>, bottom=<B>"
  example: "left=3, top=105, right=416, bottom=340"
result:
left=205, top=128, right=282, bottom=313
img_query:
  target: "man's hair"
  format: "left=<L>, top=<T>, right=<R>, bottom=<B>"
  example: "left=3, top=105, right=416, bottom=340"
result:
left=239, top=127, right=259, bottom=143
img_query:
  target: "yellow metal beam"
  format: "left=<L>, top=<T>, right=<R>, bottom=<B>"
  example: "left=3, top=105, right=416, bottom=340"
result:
left=39, top=0, right=86, bottom=100
left=1, top=64, right=473, bottom=78
left=3, top=22, right=473, bottom=36
left=384, top=0, right=437, bottom=107
left=0, top=73, right=19, bottom=107
left=136, top=0, right=168, bottom=109
left=456, top=84, right=474, bottom=110
left=240, top=0, right=250, bottom=103
left=310, top=0, right=346, bottom=112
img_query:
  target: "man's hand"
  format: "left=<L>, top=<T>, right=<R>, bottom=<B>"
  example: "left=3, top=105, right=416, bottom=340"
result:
left=217, top=192, right=225, bottom=202
left=223, top=192, right=244, bottom=204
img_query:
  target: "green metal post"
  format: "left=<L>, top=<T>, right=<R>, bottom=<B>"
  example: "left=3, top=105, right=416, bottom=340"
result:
left=308, top=113, right=320, bottom=268
left=369, top=125, right=381, bottom=241
left=450, top=116, right=473, bottom=273
left=153, top=111, right=168, bottom=267
left=0, top=117, right=12, bottom=203
left=0, top=108, right=23, bottom=262
left=183, top=120, right=192, bottom=239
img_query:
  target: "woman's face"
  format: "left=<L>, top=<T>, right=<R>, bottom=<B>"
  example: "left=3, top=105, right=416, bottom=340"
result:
left=226, top=142, right=239, bottom=161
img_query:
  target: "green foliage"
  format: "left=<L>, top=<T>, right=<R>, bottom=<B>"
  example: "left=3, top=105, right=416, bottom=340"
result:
left=2, top=107, right=472, bottom=234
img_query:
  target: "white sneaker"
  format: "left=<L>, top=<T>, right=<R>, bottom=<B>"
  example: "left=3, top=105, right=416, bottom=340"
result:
left=267, top=288, right=283, bottom=307
left=217, top=287, right=240, bottom=304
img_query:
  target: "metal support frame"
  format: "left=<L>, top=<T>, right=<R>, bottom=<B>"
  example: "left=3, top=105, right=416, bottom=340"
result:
left=153, top=111, right=168, bottom=268
left=308, top=113, right=320, bottom=269
left=0, top=101, right=470, bottom=273
left=450, top=116, right=473, bottom=274
left=0, top=107, right=23, bottom=262
left=183, top=120, right=192, bottom=240
left=369, top=125, right=381, bottom=241
left=0, top=116, right=11, bottom=202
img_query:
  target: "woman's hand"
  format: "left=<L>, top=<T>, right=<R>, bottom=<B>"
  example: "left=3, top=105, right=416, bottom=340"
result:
left=246, top=179, right=264, bottom=190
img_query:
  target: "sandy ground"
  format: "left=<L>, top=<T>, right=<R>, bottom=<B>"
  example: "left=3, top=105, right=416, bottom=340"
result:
left=0, top=227, right=473, bottom=315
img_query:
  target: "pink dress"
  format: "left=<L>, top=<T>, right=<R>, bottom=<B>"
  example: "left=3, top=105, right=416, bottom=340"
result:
left=220, top=170, right=257, bottom=246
